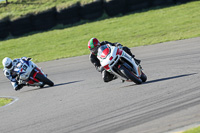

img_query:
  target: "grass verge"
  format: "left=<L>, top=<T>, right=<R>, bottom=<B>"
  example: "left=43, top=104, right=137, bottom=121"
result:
left=183, top=126, right=200, bottom=133
left=0, top=98, right=13, bottom=107
left=0, top=1, right=200, bottom=68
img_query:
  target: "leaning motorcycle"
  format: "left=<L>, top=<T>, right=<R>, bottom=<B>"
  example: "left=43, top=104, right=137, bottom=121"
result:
left=13, top=58, right=54, bottom=88
left=97, top=44, right=147, bottom=84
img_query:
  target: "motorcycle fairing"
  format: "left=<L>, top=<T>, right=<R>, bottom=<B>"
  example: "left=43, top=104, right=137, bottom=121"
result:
left=97, top=44, right=111, bottom=59
left=98, top=44, right=142, bottom=80
left=13, top=59, right=45, bottom=87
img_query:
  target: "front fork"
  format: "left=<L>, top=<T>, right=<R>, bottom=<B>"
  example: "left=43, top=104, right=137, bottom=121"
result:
left=121, top=52, right=142, bottom=77
left=28, top=67, right=45, bottom=84
left=35, top=67, right=46, bottom=77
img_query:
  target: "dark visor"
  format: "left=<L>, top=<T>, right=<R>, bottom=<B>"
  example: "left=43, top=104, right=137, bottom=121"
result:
left=90, top=46, right=98, bottom=53
left=6, top=63, right=12, bottom=69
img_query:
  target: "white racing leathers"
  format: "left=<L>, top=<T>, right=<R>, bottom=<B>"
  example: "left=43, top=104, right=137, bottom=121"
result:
left=3, top=57, right=37, bottom=90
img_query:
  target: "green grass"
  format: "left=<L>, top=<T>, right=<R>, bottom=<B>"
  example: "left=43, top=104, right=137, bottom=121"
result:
left=0, top=98, right=12, bottom=107
left=0, top=1, right=200, bottom=68
left=0, top=0, right=94, bottom=20
left=183, top=126, right=200, bottom=133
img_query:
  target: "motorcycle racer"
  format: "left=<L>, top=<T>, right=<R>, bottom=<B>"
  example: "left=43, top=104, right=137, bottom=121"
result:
left=2, top=57, right=33, bottom=91
left=88, top=37, right=141, bottom=82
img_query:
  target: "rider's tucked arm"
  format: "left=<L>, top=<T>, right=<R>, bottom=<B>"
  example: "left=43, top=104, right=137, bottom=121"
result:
left=89, top=54, right=103, bottom=72
left=3, top=70, right=17, bottom=82
left=100, top=41, right=122, bottom=47
left=100, top=41, right=115, bottom=46
left=21, top=57, right=31, bottom=61
left=21, top=57, right=37, bottom=68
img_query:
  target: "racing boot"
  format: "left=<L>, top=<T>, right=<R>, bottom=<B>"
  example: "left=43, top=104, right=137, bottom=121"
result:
left=102, top=70, right=110, bottom=82
left=14, top=84, right=24, bottom=91
left=135, top=58, right=142, bottom=70
left=130, top=54, right=141, bottom=65
left=134, top=58, right=141, bottom=65
left=102, top=70, right=116, bottom=82
left=123, top=47, right=141, bottom=65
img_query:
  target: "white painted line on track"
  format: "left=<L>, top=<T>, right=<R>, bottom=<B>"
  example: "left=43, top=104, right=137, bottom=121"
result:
left=0, top=96, right=19, bottom=108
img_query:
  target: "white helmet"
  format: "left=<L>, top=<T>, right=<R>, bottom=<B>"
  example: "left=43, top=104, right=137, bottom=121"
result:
left=2, top=57, right=13, bottom=70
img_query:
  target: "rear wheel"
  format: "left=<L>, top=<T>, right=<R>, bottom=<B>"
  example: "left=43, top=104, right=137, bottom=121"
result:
left=35, top=73, right=54, bottom=86
left=119, top=65, right=142, bottom=84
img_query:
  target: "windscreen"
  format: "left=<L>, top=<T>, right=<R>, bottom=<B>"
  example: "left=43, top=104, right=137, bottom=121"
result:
left=97, top=45, right=111, bottom=59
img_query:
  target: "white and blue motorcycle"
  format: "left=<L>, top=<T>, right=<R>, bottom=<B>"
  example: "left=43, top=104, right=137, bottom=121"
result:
left=13, top=58, right=54, bottom=88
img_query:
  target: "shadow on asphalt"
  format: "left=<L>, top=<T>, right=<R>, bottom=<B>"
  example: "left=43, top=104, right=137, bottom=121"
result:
left=144, top=73, right=197, bottom=84
left=123, top=73, right=197, bottom=87
left=22, top=80, right=83, bottom=92
left=53, top=80, right=84, bottom=87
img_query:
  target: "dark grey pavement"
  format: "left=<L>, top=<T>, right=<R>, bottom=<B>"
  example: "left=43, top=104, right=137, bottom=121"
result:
left=0, top=37, right=200, bottom=133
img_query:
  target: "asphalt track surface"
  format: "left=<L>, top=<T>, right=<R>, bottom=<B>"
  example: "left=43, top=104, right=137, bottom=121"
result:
left=0, top=37, right=200, bottom=133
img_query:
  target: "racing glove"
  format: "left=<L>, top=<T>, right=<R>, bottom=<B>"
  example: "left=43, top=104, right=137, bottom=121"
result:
left=22, top=57, right=32, bottom=61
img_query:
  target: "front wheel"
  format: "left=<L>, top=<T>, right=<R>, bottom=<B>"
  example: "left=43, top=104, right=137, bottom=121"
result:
left=35, top=73, right=54, bottom=86
left=119, top=65, right=142, bottom=84
left=141, top=72, right=147, bottom=82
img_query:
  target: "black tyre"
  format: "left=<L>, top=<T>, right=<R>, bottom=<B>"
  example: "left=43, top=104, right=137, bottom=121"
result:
left=150, top=0, right=174, bottom=7
left=10, top=15, right=33, bottom=36
left=35, top=73, right=54, bottom=86
left=103, top=0, right=126, bottom=17
left=0, top=19, right=10, bottom=40
left=175, top=0, right=191, bottom=4
left=80, top=0, right=103, bottom=20
left=141, top=72, right=147, bottom=82
left=56, top=3, right=80, bottom=25
left=119, top=65, right=142, bottom=84
left=125, top=0, right=150, bottom=13
left=32, top=7, right=57, bottom=31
